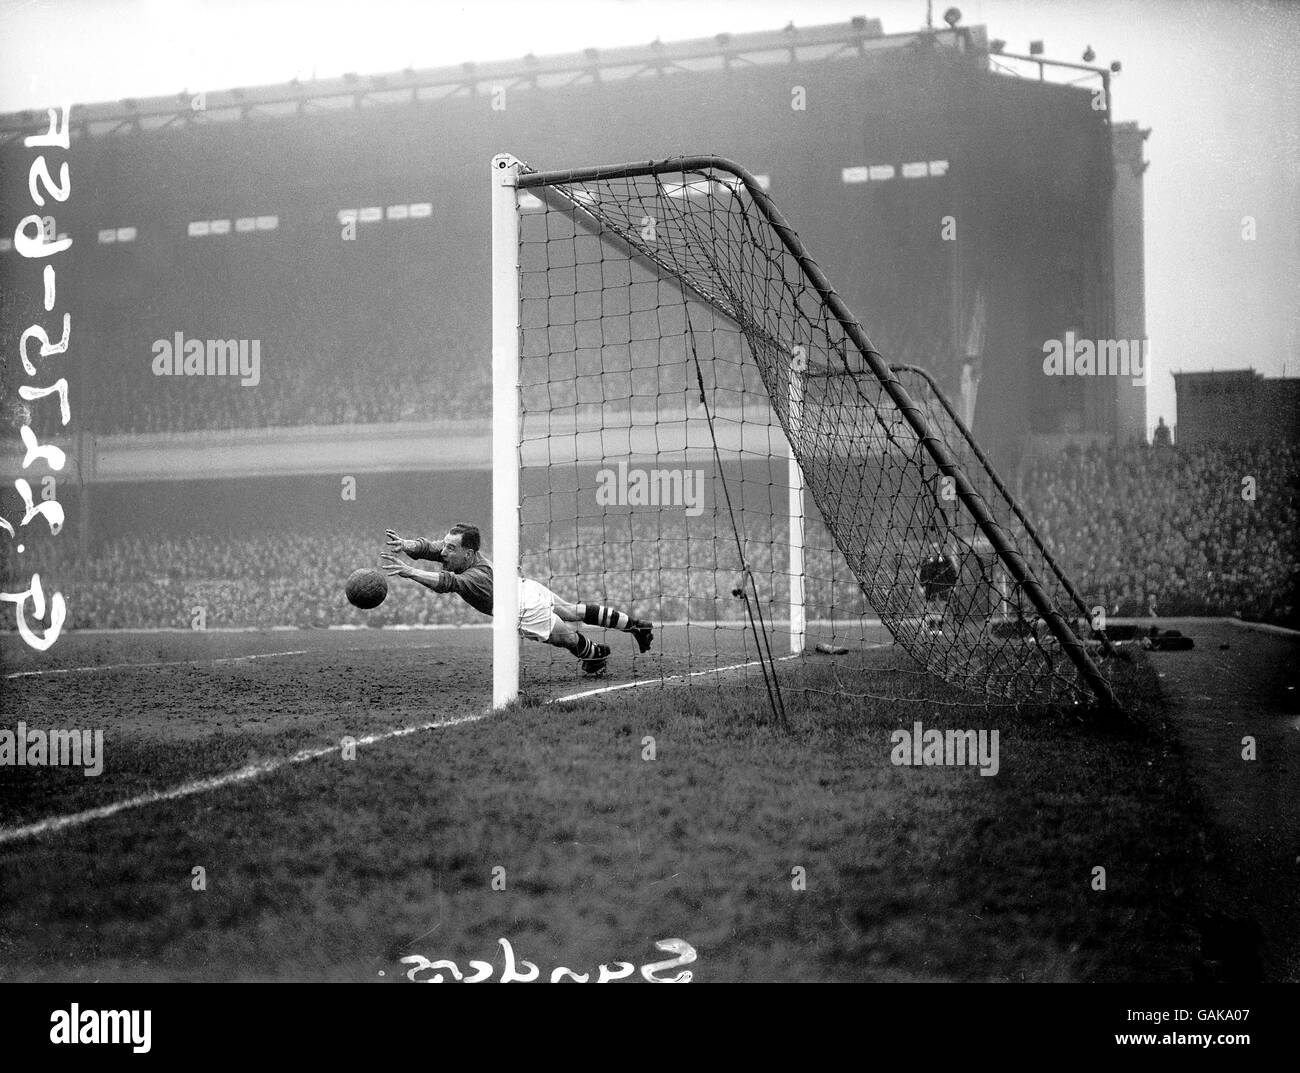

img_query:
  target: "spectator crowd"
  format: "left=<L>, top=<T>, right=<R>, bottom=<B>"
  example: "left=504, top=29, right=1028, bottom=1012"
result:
left=1022, top=440, right=1298, bottom=626
left=1, top=441, right=1295, bottom=632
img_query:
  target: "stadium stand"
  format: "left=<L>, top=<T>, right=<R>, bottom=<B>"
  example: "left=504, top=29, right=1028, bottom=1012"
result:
left=3, top=442, right=1295, bottom=631
left=1023, top=441, right=1299, bottom=625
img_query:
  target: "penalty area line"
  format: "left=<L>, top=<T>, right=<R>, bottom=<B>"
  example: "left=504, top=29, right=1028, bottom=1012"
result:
left=4, top=649, right=313, bottom=680
left=0, top=710, right=489, bottom=848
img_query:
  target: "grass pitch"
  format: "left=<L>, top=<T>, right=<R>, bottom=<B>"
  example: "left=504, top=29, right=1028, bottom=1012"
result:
left=0, top=627, right=1207, bottom=981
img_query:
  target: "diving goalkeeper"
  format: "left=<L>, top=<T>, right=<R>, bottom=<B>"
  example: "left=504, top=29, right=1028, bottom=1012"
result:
left=380, top=523, right=653, bottom=675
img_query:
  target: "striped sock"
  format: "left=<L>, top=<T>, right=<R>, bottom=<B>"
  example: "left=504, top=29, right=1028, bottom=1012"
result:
left=573, top=632, right=597, bottom=659
left=583, top=605, right=632, bottom=631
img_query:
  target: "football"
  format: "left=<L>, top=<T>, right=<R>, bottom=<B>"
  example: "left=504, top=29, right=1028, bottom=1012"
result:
left=345, top=567, right=388, bottom=609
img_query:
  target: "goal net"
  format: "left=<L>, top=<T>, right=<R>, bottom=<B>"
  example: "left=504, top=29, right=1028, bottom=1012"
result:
left=490, top=154, right=1114, bottom=712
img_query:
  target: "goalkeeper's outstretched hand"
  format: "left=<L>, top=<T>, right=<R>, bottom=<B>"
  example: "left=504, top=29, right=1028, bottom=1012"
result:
left=379, top=552, right=415, bottom=579
left=385, top=529, right=419, bottom=556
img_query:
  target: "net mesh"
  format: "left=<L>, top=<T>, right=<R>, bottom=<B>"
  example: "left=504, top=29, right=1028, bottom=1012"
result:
left=890, top=364, right=1103, bottom=636
left=513, top=160, right=1110, bottom=706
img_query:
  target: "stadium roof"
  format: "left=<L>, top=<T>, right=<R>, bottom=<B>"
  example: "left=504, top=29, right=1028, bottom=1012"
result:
left=0, top=18, right=993, bottom=144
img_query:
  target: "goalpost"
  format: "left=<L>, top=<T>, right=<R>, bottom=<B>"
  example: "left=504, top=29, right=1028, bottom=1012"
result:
left=491, top=154, right=523, bottom=709
left=491, top=153, right=1116, bottom=712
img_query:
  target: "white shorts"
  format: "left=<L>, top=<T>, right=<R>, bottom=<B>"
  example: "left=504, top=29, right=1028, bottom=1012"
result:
left=517, top=577, right=562, bottom=642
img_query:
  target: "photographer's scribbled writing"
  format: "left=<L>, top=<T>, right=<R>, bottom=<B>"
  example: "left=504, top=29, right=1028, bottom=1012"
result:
left=400, top=936, right=696, bottom=983
left=2, top=104, right=72, bottom=651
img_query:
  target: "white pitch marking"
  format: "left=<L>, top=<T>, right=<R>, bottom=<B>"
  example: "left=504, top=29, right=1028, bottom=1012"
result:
left=3, top=649, right=311, bottom=680
left=548, top=641, right=892, bottom=704
left=550, top=653, right=804, bottom=704
left=0, top=710, right=489, bottom=847
left=0, top=641, right=883, bottom=845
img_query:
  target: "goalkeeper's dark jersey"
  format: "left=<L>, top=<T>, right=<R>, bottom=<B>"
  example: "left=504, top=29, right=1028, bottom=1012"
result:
left=409, top=538, right=495, bottom=617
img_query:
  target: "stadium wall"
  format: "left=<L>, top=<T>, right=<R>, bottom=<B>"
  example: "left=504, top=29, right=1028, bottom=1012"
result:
left=1173, top=370, right=1300, bottom=446
left=0, top=20, right=1121, bottom=474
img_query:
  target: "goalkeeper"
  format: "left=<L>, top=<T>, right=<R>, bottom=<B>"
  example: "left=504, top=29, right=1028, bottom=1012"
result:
left=380, top=523, right=653, bottom=675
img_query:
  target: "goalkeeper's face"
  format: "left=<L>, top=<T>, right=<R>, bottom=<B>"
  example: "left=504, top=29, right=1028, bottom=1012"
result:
left=441, top=532, right=473, bottom=573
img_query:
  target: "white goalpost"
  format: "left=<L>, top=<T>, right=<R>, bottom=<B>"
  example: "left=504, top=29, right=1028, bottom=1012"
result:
left=490, top=153, right=522, bottom=709
left=490, top=153, right=811, bottom=708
